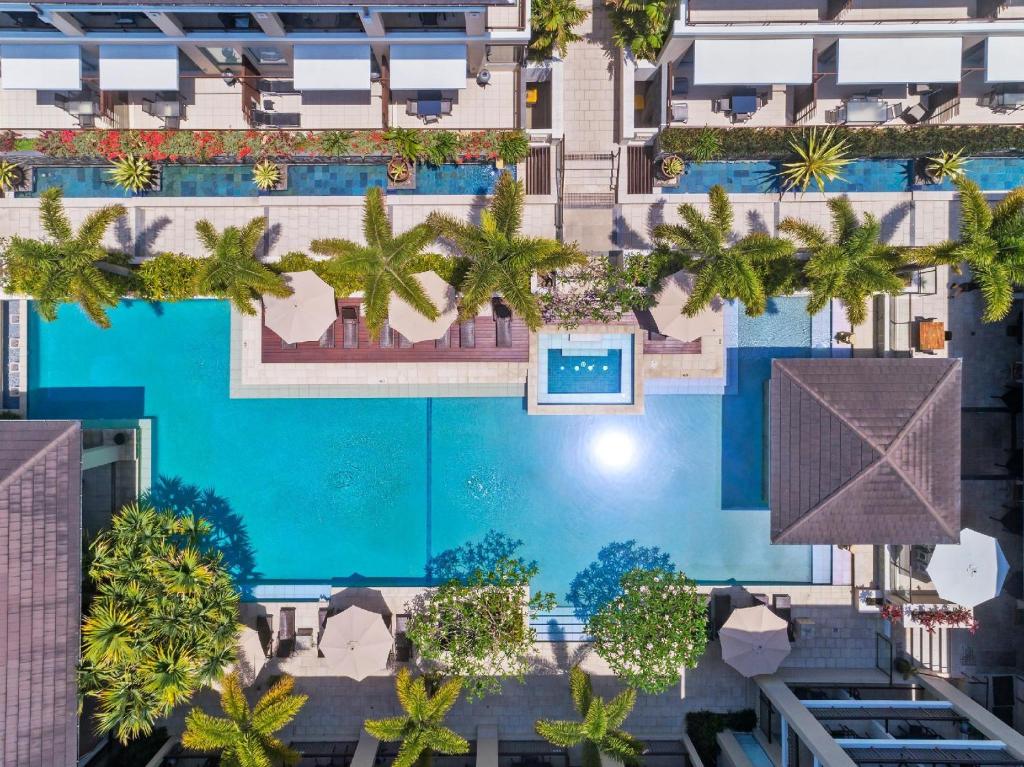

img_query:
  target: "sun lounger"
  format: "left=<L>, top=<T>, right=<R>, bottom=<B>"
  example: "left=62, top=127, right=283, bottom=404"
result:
left=379, top=319, right=394, bottom=349
left=772, top=594, right=795, bottom=641
left=394, top=613, right=414, bottom=663
left=342, top=307, right=358, bottom=349
left=435, top=329, right=450, bottom=349
left=711, top=593, right=731, bottom=639
left=277, top=607, right=296, bottom=658
left=281, top=339, right=296, bottom=350
left=319, top=324, right=335, bottom=348
left=460, top=318, right=476, bottom=348
left=256, top=615, right=274, bottom=657
left=398, top=333, right=413, bottom=349
left=752, top=593, right=769, bottom=607
left=493, top=300, right=513, bottom=348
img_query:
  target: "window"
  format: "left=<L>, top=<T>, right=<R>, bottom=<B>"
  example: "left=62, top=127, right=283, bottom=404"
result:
left=175, top=12, right=253, bottom=33
left=0, top=10, right=55, bottom=30
left=68, top=12, right=159, bottom=32
left=380, top=12, right=465, bottom=32
left=278, top=12, right=362, bottom=32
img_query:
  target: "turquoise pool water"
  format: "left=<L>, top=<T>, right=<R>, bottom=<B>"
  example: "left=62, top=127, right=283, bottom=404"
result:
left=665, top=156, right=1024, bottom=194
left=733, top=733, right=774, bottom=767
left=546, top=349, right=622, bottom=394
left=28, top=299, right=814, bottom=597
left=21, top=162, right=507, bottom=198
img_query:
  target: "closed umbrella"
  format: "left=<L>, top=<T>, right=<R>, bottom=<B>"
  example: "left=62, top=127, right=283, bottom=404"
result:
left=319, top=606, right=393, bottom=680
left=719, top=605, right=791, bottom=677
left=927, top=528, right=1009, bottom=608
left=649, top=270, right=724, bottom=343
left=262, top=270, right=337, bottom=344
left=388, top=270, right=458, bottom=344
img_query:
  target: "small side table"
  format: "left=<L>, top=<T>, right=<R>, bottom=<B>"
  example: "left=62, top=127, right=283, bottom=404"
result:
left=918, top=320, right=946, bottom=352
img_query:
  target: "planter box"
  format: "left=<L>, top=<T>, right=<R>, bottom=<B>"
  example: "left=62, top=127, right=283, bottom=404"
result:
left=387, top=162, right=416, bottom=191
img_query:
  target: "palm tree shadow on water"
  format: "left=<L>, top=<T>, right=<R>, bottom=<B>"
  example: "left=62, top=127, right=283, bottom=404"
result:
left=143, top=475, right=261, bottom=582
left=567, top=540, right=674, bottom=622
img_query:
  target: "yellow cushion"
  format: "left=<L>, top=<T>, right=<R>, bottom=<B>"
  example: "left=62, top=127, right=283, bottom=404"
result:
left=634, top=94, right=646, bottom=110
left=526, top=87, right=539, bottom=105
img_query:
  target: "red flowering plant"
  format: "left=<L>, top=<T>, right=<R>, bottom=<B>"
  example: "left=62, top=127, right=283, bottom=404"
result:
left=879, top=601, right=979, bottom=634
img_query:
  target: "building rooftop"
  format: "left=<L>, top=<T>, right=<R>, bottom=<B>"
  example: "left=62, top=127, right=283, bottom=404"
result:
left=0, top=420, right=82, bottom=767
left=769, top=357, right=962, bottom=545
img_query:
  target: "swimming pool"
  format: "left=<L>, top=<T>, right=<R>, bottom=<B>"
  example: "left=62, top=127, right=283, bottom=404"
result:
left=28, top=299, right=815, bottom=598
left=21, top=162, right=507, bottom=198
left=547, top=349, right=622, bottom=394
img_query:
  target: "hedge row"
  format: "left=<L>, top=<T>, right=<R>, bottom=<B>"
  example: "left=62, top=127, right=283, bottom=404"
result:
left=659, top=125, right=1024, bottom=160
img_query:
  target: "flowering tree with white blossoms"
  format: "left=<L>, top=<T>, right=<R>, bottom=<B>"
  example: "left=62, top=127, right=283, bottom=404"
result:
left=586, top=568, right=708, bottom=693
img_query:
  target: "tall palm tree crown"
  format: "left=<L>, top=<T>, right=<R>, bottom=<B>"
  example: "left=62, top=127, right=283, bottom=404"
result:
left=182, top=672, right=308, bottom=767
left=194, top=216, right=290, bottom=315
left=535, top=667, right=644, bottom=767
left=780, top=197, right=907, bottom=326
left=427, top=172, right=585, bottom=330
left=529, top=0, right=590, bottom=60
left=652, top=185, right=796, bottom=317
left=364, top=669, right=469, bottom=767
left=2, top=186, right=127, bottom=327
left=921, top=177, right=1024, bottom=322
left=311, top=186, right=440, bottom=334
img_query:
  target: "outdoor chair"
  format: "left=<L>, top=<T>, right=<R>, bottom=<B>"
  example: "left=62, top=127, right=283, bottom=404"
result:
left=671, top=75, right=689, bottom=98
left=772, top=594, right=795, bottom=642
left=256, top=615, right=274, bottom=657
left=885, top=102, right=902, bottom=122
left=317, top=606, right=330, bottom=651
left=669, top=101, right=688, bottom=124
left=277, top=607, right=296, bottom=658
left=342, top=307, right=359, bottom=349
left=711, top=593, right=731, bottom=639
left=901, top=103, right=928, bottom=124
left=398, top=333, right=413, bottom=349
left=460, top=318, right=476, bottom=348
left=379, top=320, right=394, bottom=349
left=435, top=329, right=451, bottom=349
left=319, top=324, right=336, bottom=349
left=394, top=613, right=414, bottom=663
left=752, top=593, right=769, bottom=607
left=711, top=98, right=729, bottom=114
left=251, top=108, right=301, bottom=128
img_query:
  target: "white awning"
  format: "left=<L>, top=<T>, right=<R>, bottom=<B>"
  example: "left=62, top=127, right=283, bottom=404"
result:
left=985, top=36, right=1024, bottom=83
left=389, top=44, right=467, bottom=90
left=294, top=44, right=371, bottom=91
left=837, top=37, right=962, bottom=84
left=1, top=44, right=81, bottom=90
left=99, top=44, right=179, bottom=91
left=693, top=38, right=814, bottom=85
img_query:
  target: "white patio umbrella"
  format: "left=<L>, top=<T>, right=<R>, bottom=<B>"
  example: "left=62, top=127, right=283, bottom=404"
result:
left=262, top=270, right=337, bottom=344
left=234, top=626, right=268, bottom=686
left=649, top=270, right=724, bottom=343
left=319, top=606, right=393, bottom=681
left=926, top=528, right=1010, bottom=608
left=719, top=605, right=791, bottom=678
left=387, top=270, right=458, bottom=344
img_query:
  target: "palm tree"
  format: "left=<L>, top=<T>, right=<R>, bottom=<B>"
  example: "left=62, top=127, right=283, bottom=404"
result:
left=311, top=187, right=440, bottom=335
left=194, top=216, right=290, bottom=315
left=182, top=672, right=308, bottom=767
left=921, top=177, right=1024, bottom=322
left=364, top=668, right=469, bottom=767
left=3, top=187, right=127, bottom=327
left=530, top=0, right=590, bottom=60
left=427, top=172, right=585, bottom=329
left=778, top=127, right=852, bottom=194
left=780, top=197, right=907, bottom=326
left=535, top=667, right=644, bottom=767
left=652, top=184, right=796, bottom=317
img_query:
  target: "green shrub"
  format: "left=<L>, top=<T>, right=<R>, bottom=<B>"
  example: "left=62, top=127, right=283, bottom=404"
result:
left=273, top=251, right=362, bottom=297
left=13, top=137, right=35, bottom=151
left=607, top=0, right=674, bottom=61
left=496, top=131, right=531, bottom=165
left=659, top=124, right=1024, bottom=160
left=137, top=253, right=202, bottom=301
left=318, top=130, right=352, bottom=156
left=686, top=127, right=723, bottom=162
left=385, top=127, right=426, bottom=163
left=424, top=130, right=461, bottom=166
left=685, top=710, right=758, bottom=765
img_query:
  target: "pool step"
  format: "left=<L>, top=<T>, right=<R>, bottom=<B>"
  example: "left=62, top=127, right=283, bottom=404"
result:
left=531, top=606, right=591, bottom=642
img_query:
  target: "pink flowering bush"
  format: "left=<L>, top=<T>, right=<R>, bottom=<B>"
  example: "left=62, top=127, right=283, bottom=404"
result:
left=586, top=568, right=708, bottom=692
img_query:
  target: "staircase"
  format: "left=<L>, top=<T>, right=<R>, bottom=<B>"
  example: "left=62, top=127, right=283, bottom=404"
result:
left=561, top=151, right=617, bottom=209
left=531, top=606, right=590, bottom=642
left=904, top=625, right=952, bottom=676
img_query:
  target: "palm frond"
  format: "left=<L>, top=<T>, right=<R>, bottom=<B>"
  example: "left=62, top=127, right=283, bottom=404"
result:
left=362, top=187, right=393, bottom=251
left=490, top=172, right=524, bottom=239
left=39, top=187, right=72, bottom=242
left=75, top=204, right=127, bottom=250
left=603, top=688, right=636, bottom=730
left=364, top=717, right=409, bottom=742
left=535, top=719, right=586, bottom=748
left=182, top=710, right=238, bottom=752
left=568, top=666, right=592, bottom=716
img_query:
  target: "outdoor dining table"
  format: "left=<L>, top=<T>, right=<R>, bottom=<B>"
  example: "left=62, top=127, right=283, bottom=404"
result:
left=730, top=94, right=758, bottom=115
left=918, top=320, right=946, bottom=352
left=842, top=98, right=888, bottom=124
left=145, top=99, right=181, bottom=118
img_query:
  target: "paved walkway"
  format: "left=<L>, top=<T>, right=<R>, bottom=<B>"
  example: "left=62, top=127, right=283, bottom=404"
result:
left=562, top=0, right=617, bottom=154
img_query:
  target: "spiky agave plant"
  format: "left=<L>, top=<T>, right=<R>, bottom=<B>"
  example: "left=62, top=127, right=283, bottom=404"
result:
left=778, top=127, right=851, bottom=193
left=926, top=147, right=968, bottom=182
left=385, top=127, right=426, bottom=164
left=108, top=155, right=155, bottom=192
left=0, top=159, right=24, bottom=192
left=364, top=669, right=469, bottom=767
left=251, top=159, right=282, bottom=191
left=536, top=666, right=645, bottom=767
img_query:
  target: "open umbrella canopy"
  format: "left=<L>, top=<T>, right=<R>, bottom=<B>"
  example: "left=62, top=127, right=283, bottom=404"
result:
left=927, top=528, right=1010, bottom=608
left=319, top=605, right=393, bottom=680
left=388, top=270, right=458, bottom=344
left=262, top=270, right=337, bottom=344
left=649, top=270, right=724, bottom=343
left=719, top=605, right=791, bottom=677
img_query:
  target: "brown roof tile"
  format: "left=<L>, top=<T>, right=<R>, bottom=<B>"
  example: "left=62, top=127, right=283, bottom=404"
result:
left=769, top=358, right=961, bottom=545
left=0, top=421, right=81, bottom=767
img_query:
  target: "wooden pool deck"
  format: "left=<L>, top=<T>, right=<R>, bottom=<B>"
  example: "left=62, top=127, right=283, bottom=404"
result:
left=261, top=300, right=702, bottom=364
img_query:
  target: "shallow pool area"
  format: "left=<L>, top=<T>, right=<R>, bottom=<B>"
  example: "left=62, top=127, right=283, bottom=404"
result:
left=21, top=161, right=506, bottom=198
left=28, top=299, right=817, bottom=598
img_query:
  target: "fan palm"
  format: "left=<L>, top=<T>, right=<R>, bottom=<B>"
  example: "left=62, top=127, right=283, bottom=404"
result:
left=2, top=187, right=127, bottom=327
left=535, top=667, right=644, bottom=767
left=530, top=0, right=590, bottom=60
left=920, top=177, right=1024, bottom=322
left=780, top=196, right=907, bottom=326
left=182, top=672, right=307, bottom=767
left=194, top=216, right=290, bottom=315
left=427, top=172, right=585, bottom=329
left=652, top=184, right=796, bottom=317
left=364, top=669, right=469, bottom=767
left=311, top=187, right=440, bottom=335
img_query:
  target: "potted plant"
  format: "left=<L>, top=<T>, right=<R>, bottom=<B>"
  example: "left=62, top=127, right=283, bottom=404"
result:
left=252, top=159, right=286, bottom=191
left=384, top=127, right=422, bottom=189
left=0, top=159, right=27, bottom=196
left=387, top=156, right=412, bottom=184
left=108, top=155, right=158, bottom=193
left=922, top=148, right=968, bottom=184
left=654, top=152, right=684, bottom=185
